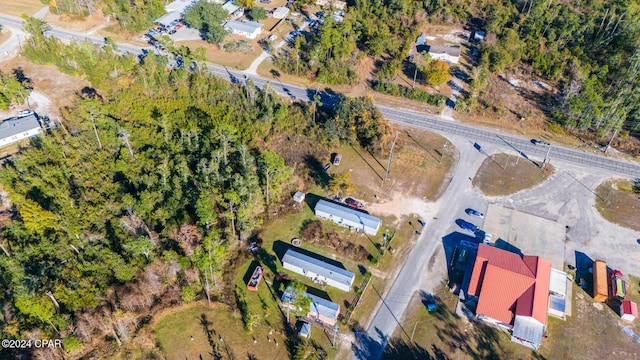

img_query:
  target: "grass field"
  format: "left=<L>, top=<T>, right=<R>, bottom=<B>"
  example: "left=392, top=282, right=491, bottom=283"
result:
left=473, top=153, right=554, bottom=196
left=595, top=178, right=640, bottom=231
left=391, top=279, right=640, bottom=360
left=155, top=303, right=290, bottom=360
left=0, top=0, right=43, bottom=17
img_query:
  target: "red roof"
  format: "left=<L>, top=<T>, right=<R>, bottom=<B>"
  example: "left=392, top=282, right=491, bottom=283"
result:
left=622, top=300, right=638, bottom=316
left=468, top=244, right=551, bottom=326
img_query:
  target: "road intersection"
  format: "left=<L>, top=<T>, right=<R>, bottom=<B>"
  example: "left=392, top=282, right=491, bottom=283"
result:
left=1, top=14, right=639, bottom=360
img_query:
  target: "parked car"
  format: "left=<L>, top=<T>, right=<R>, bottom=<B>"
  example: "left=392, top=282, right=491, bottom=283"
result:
left=482, top=233, right=493, bottom=244
left=332, top=153, right=342, bottom=166
left=17, top=110, right=34, bottom=118
left=456, top=219, right=478, bottom=232
left=268, top=34, right=278, bottom=41
left=465, top=208, right=484, bottom=218
left=345, top=198, right=364, bottom=209
left=531, top=139, right=550, bottom=146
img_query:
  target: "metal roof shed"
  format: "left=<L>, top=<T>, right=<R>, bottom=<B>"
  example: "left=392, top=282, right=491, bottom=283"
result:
left=282, top=249, right=355, bottom=291
left=314, top=199, right=381, bottom=235
left=155, top=11, right=182, bottom=27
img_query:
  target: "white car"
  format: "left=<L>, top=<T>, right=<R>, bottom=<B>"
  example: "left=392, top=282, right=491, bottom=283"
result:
left=18, top=110, right=34, bottom=118
left=483, top=233, right=493, bottom=245
left=268, top=34, right=278, bottom=41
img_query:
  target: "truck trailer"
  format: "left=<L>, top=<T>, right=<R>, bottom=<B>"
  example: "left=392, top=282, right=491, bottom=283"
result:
left=593, top=260, right=608, bottom=302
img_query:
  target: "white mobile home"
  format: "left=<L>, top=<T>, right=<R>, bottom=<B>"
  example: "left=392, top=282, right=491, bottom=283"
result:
left=314, top=199, right=381, bottom=235
left=224, top=20, right=263, bottom=39
left=282, top=249, right=355, bottom=292
left=0, top=114, right=41, bottom=148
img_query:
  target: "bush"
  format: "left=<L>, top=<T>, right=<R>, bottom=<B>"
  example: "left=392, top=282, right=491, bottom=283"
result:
left=300, top=220, right=371, bottom=261
left=372, top=81, right=447, bottom=107
left=248, top=7, right=267, bottom=21
left=181, top=285, right=196, bottom=302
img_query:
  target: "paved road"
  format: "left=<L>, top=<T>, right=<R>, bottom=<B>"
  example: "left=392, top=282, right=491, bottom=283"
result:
left=2, top=13, right=637, bottom=177
left=2, top=14, right=640, bottom=360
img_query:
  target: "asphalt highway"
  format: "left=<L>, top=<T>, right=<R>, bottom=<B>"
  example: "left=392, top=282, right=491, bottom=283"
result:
left=1, top=14, right=640, bottom=360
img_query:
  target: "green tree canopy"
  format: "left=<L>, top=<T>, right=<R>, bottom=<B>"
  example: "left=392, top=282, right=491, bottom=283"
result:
left=184, top=0, right=229, bottom=44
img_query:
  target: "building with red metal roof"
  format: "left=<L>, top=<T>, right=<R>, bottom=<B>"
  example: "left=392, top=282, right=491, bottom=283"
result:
left=467, top=244, right=551, bottom=349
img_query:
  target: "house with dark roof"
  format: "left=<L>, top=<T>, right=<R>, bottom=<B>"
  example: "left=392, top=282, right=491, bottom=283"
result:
left=0, top=114, right=42, bottom=149
left=467, top=244, right=551, bottom=350
left=282, top=248, right=355, bottom=291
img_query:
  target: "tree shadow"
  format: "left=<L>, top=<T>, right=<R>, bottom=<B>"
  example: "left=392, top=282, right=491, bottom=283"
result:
left=12, top=67, right=32, bottom=87
left=380, top=337, right=432, bottom=359
left=199, top=313, right=223, bottom=360
left=255, top=248, right=278, bottom=275
left=350, top=145, right=384, bottom=181
left=304, top=154, right=331, bottom=187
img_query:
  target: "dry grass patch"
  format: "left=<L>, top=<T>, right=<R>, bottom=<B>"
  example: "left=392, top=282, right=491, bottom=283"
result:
left=0, top=0, right=43, bottom=17
left=391, top=281, right=640, bottom=360
left=178, top=38, right=263, bottom=70
left=155, top=304, right=289, bottom=360
left=595, top=178, right=640, bottom=231
left=0, top=27, right=11, bottom=45
left=0, top=58, right=90, bottom=119
left=473, top=153, right=554, bottom=196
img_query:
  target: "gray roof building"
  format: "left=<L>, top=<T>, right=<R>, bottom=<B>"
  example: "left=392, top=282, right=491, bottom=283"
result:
left=0, top=114, right=41, bottom=148
left=315, top=199, right=381, bottom=235
left=282, top=249, right=355, bottom=291
left=223, top=20, right=263, bottom=39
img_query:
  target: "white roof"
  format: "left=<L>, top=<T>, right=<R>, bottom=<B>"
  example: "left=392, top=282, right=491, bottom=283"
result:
left=549, top=268, right=567, bottom=297
left=165, top=0, right=196, bottom=13
left=155, top=11, right=182, bottom=27
left=222, top=1, right=240, bottom=14
left=512, top=315, right=544, bottom=345
left=224, top=20, right=263, bottom=34
left=273, top=7, right=290, bottom=16
left=282, top=249, right=355, bottom=287
left=0, top=114, right=40, bottom=140
left=315, top=199, right=381, bottom=233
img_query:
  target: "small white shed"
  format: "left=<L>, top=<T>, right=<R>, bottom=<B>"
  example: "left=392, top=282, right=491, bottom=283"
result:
left=273, top=7, right=290, bottom=19
left=293, top=191, right=306, bottom=203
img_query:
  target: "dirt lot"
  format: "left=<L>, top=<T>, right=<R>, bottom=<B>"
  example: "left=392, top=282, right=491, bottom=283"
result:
left=390, top=281, right=640, bottom=360
left=0, top=58, right=90, bottom=120
left=0, top=0, right=43, bottom=17
left=595, top=179, right=640, bottom=231
left=0, top=27, right=11, bottom=45
left=473, top=153, right=554, bottom=196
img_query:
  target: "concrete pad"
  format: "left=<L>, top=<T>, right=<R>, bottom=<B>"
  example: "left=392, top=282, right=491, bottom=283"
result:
left=172, top=27, right=201, bottom=42
left=483, top=204, right=566, bottom=270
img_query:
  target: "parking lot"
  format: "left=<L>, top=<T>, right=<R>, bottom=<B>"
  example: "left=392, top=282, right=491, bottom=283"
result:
left=483, top=203, right=566, bottom=270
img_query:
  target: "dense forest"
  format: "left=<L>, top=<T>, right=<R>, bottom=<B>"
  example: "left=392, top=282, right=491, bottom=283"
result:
left=34, top=0, right=640, bottom=138
left=0, top=18, right=391, bottom=358
left=273, top=0, right=640, bottom=138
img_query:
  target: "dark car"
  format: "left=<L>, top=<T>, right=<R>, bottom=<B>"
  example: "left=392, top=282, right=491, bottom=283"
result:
left=531, top=139, right=550, bottom=146
left=456, top=219, right=478, bottom=232
left=465, top=208, right=484, bottom=218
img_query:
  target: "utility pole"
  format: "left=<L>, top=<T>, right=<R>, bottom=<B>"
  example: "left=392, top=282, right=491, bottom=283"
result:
left=604, top=129, right=618, bottom=154
left=440, top=141, right=448, bottom=163
left=384, top=132, right=399, bottom=183
left=542, top=145, right=552, bottom=168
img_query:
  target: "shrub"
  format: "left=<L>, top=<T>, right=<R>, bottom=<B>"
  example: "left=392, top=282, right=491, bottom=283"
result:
left=372, top=81, right=447, bottom=107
